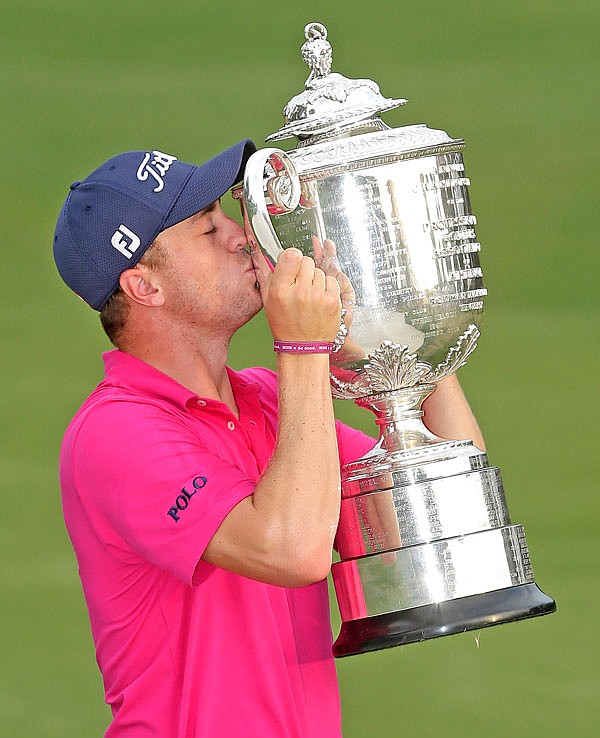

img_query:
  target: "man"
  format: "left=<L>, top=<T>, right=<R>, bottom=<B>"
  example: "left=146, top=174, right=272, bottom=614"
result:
left=53, top=141, right=484, bottom=738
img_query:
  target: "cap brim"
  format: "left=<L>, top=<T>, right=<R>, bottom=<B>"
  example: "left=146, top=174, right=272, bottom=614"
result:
left=164, top=139, right=256, bottom=229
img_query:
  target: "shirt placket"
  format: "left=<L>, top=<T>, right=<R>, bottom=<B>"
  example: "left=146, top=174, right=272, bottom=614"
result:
left=187, top=398, right=263, bottom=478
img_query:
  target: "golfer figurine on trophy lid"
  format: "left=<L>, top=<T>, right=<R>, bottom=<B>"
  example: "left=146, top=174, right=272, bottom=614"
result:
left=238, top=21, right=556, bottom=656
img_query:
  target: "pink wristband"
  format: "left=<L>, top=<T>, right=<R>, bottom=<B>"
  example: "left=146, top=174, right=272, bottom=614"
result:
left=273, top=340, right=335, bottom=354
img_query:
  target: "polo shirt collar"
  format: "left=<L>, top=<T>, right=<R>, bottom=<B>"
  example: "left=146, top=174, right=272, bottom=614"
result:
left=102, top=350, right=262, bottom=414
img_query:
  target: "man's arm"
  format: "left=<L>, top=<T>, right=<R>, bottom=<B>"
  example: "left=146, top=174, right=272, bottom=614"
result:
left=422, top=374, right=486, bottom=451
left=202, top=249, right=343, bottom=588
left=202, top=241, right=485, bottom=587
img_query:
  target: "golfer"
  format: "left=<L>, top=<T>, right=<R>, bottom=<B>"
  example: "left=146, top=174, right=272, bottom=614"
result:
left=53, top=140, right=484, bottom=737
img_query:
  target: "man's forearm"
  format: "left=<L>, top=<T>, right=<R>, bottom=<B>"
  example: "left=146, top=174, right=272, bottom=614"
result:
left=202, top=354, right=342, bottom=587
left=422, top=374, right=486, bottom=450
left=252, top=353, right=341, bottom=581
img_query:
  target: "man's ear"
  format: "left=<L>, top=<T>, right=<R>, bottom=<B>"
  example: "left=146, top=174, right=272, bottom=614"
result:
left=119, top=266, right=165, bottom=307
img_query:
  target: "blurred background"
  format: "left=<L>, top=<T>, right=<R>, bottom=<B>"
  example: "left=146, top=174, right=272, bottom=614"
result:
left=1, top=0, right=597, bottom=735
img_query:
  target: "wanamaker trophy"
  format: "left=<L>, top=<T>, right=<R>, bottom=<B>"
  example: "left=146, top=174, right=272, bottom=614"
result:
left=237, top=22, right=555, bottom=656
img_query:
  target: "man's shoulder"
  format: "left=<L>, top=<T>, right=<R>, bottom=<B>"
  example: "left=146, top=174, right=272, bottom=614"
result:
left=72, top=379, right=171, bottom=416
left=63, top=379, right=186, bottom=455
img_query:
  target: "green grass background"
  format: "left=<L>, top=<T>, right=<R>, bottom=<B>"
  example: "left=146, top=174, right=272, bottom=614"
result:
left=1, top=0, right=597, bottom=735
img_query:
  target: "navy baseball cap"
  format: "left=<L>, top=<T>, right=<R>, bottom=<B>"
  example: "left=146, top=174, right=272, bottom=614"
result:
left=53, top=139, right=256, bottom=310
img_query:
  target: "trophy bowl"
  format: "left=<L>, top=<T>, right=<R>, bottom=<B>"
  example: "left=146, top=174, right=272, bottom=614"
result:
left=239, top=22, right=555, bottom=656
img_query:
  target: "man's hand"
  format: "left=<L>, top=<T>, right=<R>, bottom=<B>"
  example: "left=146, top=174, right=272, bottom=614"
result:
left=252, top=245, right=342, bottom=343
left=311, top=236, right=355, bottom=330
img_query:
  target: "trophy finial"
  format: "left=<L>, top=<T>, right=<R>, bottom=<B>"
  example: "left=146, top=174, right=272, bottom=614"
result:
left=304, top=21, right=327, bottom=40
left=301, top=22, right=332, bottom=88
left=266, top=21, right=407, bottom=142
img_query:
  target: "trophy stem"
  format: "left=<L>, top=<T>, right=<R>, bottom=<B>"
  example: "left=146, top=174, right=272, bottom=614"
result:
left=356, top=383, right=445, bottom=456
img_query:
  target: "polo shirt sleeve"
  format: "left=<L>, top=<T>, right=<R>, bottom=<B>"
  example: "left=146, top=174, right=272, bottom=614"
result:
left=335, top=420, right=376, bottom=466
left=67, top=399, right=256, bottom=586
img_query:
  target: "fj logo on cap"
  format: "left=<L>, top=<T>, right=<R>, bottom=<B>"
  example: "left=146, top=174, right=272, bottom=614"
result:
left=111, top=225, right=141, bottom=259
left=136, top=150, right=178, bottom=193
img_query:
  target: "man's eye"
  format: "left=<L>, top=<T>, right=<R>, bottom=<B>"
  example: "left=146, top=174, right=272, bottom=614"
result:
left=202, top=226, right=217, bottom=236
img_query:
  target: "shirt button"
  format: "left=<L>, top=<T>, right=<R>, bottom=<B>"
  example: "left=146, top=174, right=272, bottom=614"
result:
left=227, top=420, right=236, bottom=431
left=196, top=399, right=207, bottom=407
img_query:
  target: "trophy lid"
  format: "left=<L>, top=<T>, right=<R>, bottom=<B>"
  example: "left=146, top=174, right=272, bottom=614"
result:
left=267, top=22, right=407, bottom=143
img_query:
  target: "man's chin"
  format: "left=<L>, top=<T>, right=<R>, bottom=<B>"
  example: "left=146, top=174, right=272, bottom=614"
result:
left=236, top=298, right=263, bottom=330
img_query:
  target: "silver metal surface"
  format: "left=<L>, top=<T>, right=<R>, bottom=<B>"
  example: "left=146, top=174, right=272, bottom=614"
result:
left=243, top=146, right=485, bottom=395
left=267, top=22, right=407, bottom=142
left=336, top=467, right=509, bottom=558
left=244, top=21, right=551, bottom=646
left=341, top=447, right=489, bottom=496
left=333, top=525, right=534, bottom=619
left=243, top=23, right=486, bottom=398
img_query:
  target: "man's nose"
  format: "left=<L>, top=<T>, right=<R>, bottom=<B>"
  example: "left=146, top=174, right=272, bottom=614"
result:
left=223, top=216, right=249, bottom=252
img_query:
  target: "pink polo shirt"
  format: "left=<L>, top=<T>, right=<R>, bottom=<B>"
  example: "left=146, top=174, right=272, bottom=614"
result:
left=59, top=350, right=374, bottom=738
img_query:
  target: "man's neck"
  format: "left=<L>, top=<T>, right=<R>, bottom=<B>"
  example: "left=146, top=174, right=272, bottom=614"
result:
left=120, top=324, right=239, bottom=418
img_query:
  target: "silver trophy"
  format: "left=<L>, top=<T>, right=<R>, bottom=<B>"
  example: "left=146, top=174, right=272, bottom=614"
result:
left=238, top=22, right=555, bottom=656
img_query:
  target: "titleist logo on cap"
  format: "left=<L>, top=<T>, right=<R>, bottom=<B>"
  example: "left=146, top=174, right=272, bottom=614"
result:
left=136, top=151, right=178, bottom=193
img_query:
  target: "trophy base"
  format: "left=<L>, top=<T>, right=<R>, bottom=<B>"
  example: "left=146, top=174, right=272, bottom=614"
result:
left=333, top=583, right=556, bottom=658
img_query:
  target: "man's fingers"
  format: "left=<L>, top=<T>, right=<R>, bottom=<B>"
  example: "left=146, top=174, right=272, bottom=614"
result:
left=270, top=248, right=305, bottom=288
left=322, top=239, right=338, bottom=262
left=311, top=265, right=326, bottom=290
left=269, top=247, right=341, bottom=298
left=312, top=236, right=341, bottom=277
left=311, top=236, right=323, bottom=266
left=295, top=253, right=317, bottom=286
left=325, top=274, right=342, bottom=298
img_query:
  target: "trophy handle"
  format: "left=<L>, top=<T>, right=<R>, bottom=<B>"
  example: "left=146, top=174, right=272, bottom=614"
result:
left=243, top=148, right=301, bottom=265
